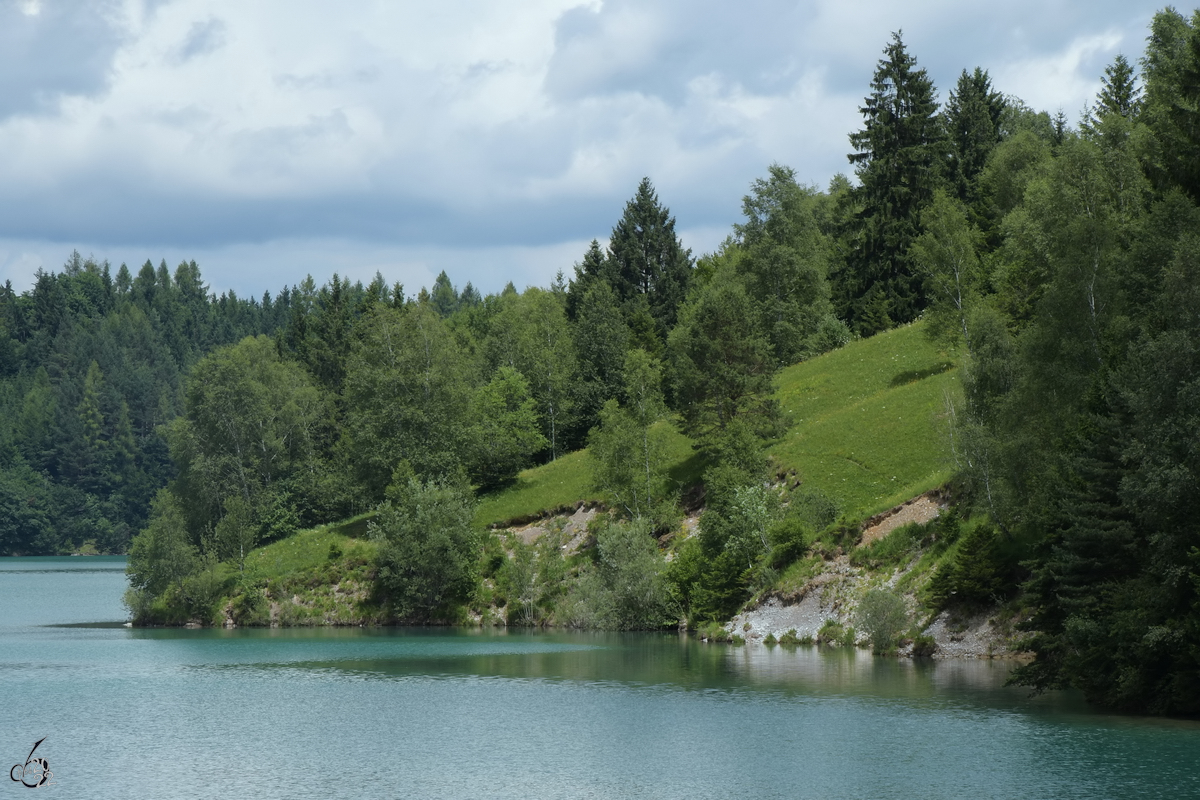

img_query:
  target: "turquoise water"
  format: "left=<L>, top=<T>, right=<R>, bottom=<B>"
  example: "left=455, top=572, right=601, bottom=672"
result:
left=2, top=557, right=1198, bottom=799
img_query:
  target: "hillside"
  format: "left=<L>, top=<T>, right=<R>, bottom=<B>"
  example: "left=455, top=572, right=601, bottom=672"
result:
left=477, top=320, right=957, bottom=526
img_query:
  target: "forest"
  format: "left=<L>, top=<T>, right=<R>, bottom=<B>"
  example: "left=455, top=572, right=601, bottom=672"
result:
left=2, top=9, right=1198, bottom=715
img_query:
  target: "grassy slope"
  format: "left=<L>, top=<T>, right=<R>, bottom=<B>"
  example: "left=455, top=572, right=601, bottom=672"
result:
left=477, top=320, right=959, bottom=526
left=473, top=422, right=703, bottom=527
left=770, top=321, right=959, bottom=519
left=243, top=514, right=376, bottom=581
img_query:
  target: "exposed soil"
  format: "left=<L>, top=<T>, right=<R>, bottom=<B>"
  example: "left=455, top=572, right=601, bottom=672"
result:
left=859, top=491, right=944, bottom=545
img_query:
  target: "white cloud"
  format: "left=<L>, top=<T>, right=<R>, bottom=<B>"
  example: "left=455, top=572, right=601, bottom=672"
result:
left=0, top=0, right=1171, bottom=297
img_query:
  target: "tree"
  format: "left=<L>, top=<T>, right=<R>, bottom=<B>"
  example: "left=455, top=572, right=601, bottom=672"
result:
left=944, top=68, right=1005, bottom=205
left=910, top=191, right=985, bottom=352
left=606, top=178, right=694, bottom=340
left=843, top=32, right=946, bottom=333
left=587, top=349, right=672, bottom=523
left=344, top=303, right=473, bottom=495
left=734, top=165, right=848, bottom=364
left=125, top=489, right=199, bottom=607
left=429, top=270, right=459, bottom=317
left=1141, top=9, right=1200, bottom=199
left=467, top=367, right=546, bottom=489
left=856, top=589, right=909, bottom=653
left=370, top=476, right=479, bottom=622
left=568, top=279, right=629, bottom=446
left=565, top=239, right=614, bottom=321
left=666, top=270, right=780, bottom=451
left=484, top=288, right=577, bottom=460
left=167, top=335, right=329, bottom=541
left=1097, top=54, right=1142, bottom=120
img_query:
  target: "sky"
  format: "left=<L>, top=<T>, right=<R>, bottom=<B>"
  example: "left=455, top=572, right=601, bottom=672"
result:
left=0, top=0, right=1171, bottom=299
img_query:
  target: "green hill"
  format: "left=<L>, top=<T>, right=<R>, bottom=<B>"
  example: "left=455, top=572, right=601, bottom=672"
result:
left=477, top=320, right=958, bottom=526
left=770, top=321, right=958, bottom=519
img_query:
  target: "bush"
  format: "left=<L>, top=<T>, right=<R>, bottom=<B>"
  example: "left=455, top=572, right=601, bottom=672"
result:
left=911, top=634, right=938, bottom=658
left=697, top=620, right=730, bottom=642
left=763, top=632, right=778, bottom=646
left=779, top=628, right=810, bottom=647
left=855, top=589, right=909, bottom=653
left=818, top=619, right=853, bottom=646
left=231, top=585, right=270, bottom=626
left=371, top=477, right=479, bottom=622
left=560, top=519, right=675, bottom=630
left=927, top=523, right=1013, bottom=611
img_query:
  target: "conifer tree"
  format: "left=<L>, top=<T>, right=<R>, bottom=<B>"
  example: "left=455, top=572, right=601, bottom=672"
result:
left=945, top=68, right=1005, bottom=205
left=1097, top=54, right=1142, bottom=119
left=606, top=178, right=693, bottom=339
left=843, top=32, right=945, bottom=334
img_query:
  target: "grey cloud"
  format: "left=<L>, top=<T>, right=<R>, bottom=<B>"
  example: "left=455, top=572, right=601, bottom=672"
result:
left=172, top=18, right=227, bottom=64
left=545, top=0, right=814, bottom=104
left=0, top=0, right=126, bottom=117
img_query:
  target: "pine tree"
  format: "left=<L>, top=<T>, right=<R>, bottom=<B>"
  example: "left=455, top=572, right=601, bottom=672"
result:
left=843, top=32, right=946, bottom=334
left=945, top=68, right=1005, bottom=205
left=565, top=239, right=610, bottom=321
left=1097, top=54, right=1142, bottom=119
left=430, top=270, right=459, bottom=317
left=606, top=178, right=693, bottom=339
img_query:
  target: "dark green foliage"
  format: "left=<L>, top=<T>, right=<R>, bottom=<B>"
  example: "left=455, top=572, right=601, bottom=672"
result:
left=927, top=523, right=1014, bottom=611
left=0, top=253, right=298, bottom=555
left=667, top=269, right=781, bottom=450
left=168, top=335, right=330, bottom=546
left=945, top=68, right=1005, bottom=207
left=345, top=303, right=474, bottom=494
left=841, top=32, right=946, bottom=333
left=733, top=165, right=850, bottom=365
left=911, top=634, right=938, bottom=657
left=467, top=367, right=546, bottom=489
left=1096, top=54, right=1142, bottom=121
left=370, top=477, right=479, bottom=622
left=567, top=279, right=629, bottom=446
left=605, top=177, right=694, bottom=341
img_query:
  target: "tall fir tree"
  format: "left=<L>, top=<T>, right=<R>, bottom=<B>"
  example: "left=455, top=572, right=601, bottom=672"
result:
left=605, top=178, right=693, bottom=341
left=945, top=68, right=1005, bottom=205
left=841, top=32, right=946, bottom=334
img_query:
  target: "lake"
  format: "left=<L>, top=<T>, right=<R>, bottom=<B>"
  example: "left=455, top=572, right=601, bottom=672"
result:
left=2, top=556, right=1198, bottom=799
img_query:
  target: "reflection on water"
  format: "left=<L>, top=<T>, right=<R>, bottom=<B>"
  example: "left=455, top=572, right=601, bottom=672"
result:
left=2, top=557, right=1199, bottom=800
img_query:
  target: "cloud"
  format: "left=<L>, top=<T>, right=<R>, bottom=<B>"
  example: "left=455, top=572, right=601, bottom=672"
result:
left=0, top=0, right=1173, bottom=298
left=171, top=17, right=228, bottom=64
left=0, top=0, right=126, bottom=118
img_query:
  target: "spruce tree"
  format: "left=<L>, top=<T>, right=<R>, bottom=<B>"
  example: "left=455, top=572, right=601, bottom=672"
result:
left=606, top=178, right=693, bottom=339
left=945, top=68, right=1005, bottom=205
left=1097, top=54, right=1142, bottom=119
left=843, top=32, right=945, bottom=334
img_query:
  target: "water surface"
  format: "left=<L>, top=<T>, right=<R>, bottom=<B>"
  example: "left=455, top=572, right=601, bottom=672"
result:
left=2, top=557, right=1197, bottom=799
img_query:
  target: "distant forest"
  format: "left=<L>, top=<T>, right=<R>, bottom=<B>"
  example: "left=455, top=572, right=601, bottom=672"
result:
left=3, top=9, right=1199, bottom=713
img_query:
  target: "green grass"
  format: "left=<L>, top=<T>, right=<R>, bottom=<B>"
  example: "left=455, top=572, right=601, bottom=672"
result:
left=477, top=321, right=958, bottom=528
left=473, top=421, right=701, bottom=527
left=770, top=322, right=959, bottom=519
left=243, top=513, right=377, bottom=582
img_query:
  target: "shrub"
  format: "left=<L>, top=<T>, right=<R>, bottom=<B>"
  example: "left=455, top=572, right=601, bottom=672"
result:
left=927, top=523, right=1014, bottom=611
left=911, top=634, right=938, bottom=658
left=371, top=477, right=478, bottom=622
left=856, top=589, right=909, bottom=653
left=763, top=632, right=778, bottom=646
left=818, top=619, right=846, bottom=645
left=231, top=585, right=270, bottom=626
left=697, top=620, right=730, bottom=642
